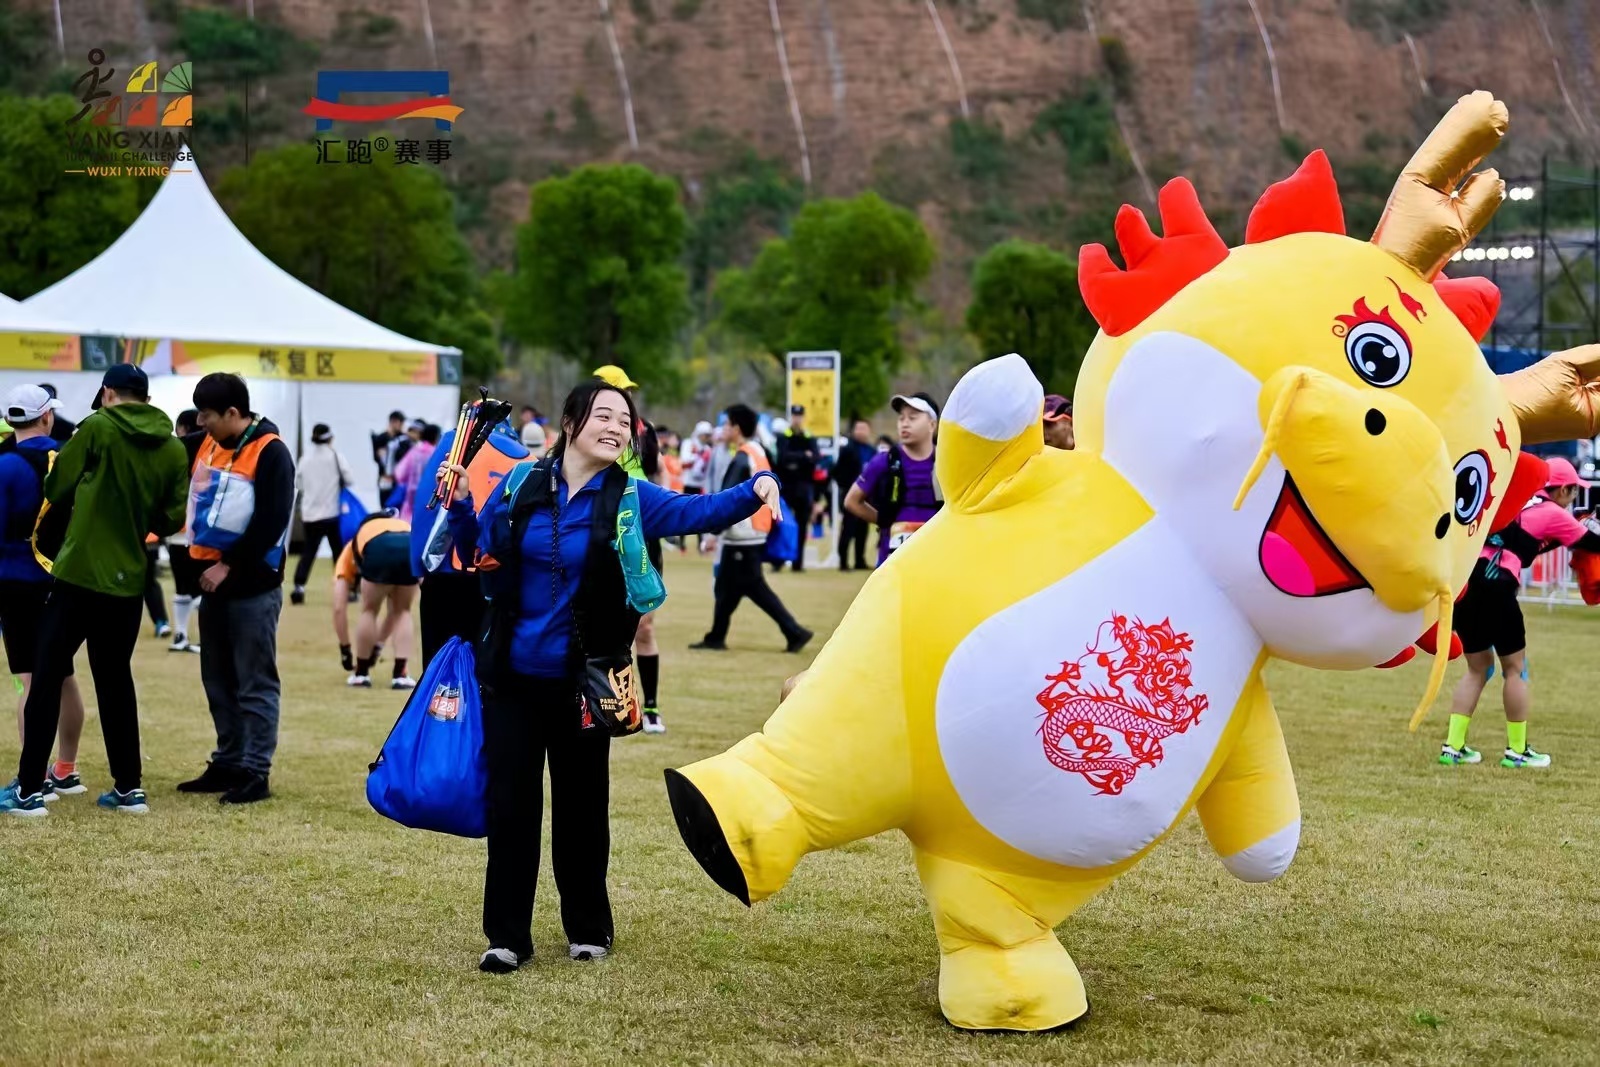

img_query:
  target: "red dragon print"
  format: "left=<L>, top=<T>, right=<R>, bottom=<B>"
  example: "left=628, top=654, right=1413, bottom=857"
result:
left=1035, top=615, right=1208, bottom=796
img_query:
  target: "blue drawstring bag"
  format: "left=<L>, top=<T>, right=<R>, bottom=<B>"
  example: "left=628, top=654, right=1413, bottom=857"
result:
left=764, top=498, right=799, bottom=565
left=338, top=487, right=369, bottom=546
left=366, top=637, right=487, bottom=838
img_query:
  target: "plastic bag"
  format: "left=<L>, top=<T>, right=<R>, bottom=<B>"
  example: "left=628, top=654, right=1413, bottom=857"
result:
left=764, top=498, right=799, bottom=565
left=338, top=487, right=369, bottom=546
left=366, top=637, right=487, bottom=838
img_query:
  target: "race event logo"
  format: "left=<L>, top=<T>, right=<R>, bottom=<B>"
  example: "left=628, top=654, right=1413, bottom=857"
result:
left=427, top=684, right=462, bottom=722
left=1035, top=614, right=1208, bottom=796
left=303, top=70, right=461, bottom=166
left=63, top=49, right=194, bottom=176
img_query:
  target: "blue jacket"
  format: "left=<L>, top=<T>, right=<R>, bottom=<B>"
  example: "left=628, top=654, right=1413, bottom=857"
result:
left=409, top=425, right=529, bottom=577
left=0, top=437, right=55, bottom=583
left=449, top=459, right=774, bottom=677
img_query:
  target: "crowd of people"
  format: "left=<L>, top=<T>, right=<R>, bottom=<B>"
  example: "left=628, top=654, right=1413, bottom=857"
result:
left=0, top=360, right=1087, bottom=969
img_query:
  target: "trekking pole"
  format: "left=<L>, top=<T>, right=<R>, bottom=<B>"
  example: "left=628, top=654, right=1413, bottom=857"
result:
left=427, top=398, right=476, bottom=511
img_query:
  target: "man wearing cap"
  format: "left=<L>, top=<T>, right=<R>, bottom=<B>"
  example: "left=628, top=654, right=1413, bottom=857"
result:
left=1042, top=394, right=1074, bottom=450
left=291, top=422, right=356, bottom=605
left=773, top=404, right=819, bottom=572
left=0, top=385, right=88, bottom=808
left=845, top=391, right=944, bottom=566
left=2, top=364, right=189, bottom=817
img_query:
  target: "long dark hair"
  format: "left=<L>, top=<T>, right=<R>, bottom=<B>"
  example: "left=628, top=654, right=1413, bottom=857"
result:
left=550, top=377, right=640, bottom=463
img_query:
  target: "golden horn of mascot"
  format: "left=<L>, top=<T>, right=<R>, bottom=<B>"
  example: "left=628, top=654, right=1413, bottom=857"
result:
left=665, top=92, right=1600, bottom=1033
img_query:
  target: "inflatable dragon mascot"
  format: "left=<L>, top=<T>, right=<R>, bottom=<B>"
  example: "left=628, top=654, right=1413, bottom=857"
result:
left=666, top=92, right=1600, bottom=1032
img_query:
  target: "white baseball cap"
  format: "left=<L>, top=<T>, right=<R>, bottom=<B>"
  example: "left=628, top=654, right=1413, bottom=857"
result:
left=4, top=384, right=62, bottom=423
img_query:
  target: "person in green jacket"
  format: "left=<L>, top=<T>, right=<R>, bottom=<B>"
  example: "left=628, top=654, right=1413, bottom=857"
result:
left=2, top=364, right=189, bottom=818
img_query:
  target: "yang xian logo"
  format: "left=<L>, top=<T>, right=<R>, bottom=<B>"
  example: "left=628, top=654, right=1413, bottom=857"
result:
left=62, top=49, right=194, bottom=175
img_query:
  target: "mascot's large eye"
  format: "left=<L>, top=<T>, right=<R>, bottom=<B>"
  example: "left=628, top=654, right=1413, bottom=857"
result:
left=1453, top=451, right=1491, bottom=525
left=1344, top=319, right=1412, bottom=387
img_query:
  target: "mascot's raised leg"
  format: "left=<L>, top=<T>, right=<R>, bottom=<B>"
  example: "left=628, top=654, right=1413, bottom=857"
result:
left=914, top=849, right=1111, bottom=1032
left=1195, top=677, right=1301, bottom=882
left=667, top=569, right=915, bottom=904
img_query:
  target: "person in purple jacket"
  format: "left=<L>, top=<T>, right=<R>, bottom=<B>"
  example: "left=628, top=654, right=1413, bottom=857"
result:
left=844, top=392, right=943, bottom=565
left=438, top=377, right=781, bottom=974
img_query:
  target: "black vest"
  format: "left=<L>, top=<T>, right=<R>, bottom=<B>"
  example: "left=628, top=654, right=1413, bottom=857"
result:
left=476, top=458, right=641, bottom=689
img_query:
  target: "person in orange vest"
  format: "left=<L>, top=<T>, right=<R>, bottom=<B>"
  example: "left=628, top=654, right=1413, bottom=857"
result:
left=692, top=404, right=813, bottom=653
left=176, top=373, right=295, bottom=806
left=335, top=511, right=418, bottom=690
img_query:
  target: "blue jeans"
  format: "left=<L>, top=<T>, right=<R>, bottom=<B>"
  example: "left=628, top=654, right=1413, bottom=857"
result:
left=198, top=588, right=284, bottom=775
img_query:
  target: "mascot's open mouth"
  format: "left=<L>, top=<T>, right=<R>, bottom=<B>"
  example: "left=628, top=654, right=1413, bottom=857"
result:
left=1258, top=476, right=1369, bottom=597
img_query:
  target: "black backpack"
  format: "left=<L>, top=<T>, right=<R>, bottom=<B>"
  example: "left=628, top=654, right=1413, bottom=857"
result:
left=868, top=446, right=944, bottom=530
left=8, top=444, right=71, bottom=567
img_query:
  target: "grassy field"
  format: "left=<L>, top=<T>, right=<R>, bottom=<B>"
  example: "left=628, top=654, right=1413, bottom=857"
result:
left=2, top=555, right=1598, bottom=1065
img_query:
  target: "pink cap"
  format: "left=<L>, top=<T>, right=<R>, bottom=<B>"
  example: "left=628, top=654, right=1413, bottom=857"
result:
left=1544, top=456, right=1581, bottom=488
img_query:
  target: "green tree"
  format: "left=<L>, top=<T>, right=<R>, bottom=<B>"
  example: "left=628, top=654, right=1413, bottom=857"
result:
left=505, top=163, right=690, bottom=394
left=965, top=239, right=1097, bottom=394
left=0, top=1, right=58, bottom=96
left=0, top=93, right=142, bottom=299
left=216, top=141, right=498, bottom=379
left=716, top=192, right=934, bottom=417
left=684, top=148, right=802, bottom=316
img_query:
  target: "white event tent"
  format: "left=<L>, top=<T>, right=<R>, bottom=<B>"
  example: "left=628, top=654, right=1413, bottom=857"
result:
left=0, top=154, right=463, bottom=509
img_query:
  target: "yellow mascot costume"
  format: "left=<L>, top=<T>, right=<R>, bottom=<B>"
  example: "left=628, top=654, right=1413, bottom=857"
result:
left=666, top=92, right=1600, bottom=1032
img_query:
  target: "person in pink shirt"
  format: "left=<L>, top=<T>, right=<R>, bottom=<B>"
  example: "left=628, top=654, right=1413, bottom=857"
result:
left=390, top=424, right=439, bottom=523
left=1441, top=456, right=1600, bottom=768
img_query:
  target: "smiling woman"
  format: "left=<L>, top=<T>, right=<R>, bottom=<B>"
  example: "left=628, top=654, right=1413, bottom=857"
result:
left=435, top=376, right=780, bottom=973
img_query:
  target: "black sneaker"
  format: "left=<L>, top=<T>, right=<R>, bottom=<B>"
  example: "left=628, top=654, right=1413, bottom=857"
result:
left=219, top=773, right=271, bottom=805
left=785, top=628, right=815, bottom=654
left=479, top=947, right=532, bottom=973
left=690, top=639, right=728, bottom=651
left=178, top=762, right=246, bottom=793
left=46, top=770, right=87, bottom=796
left=290, top=587, right=306, bottom=606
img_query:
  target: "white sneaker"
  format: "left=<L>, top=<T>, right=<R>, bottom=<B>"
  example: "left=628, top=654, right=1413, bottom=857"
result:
left=391, top=676, right=417, bottom=691
left=346, top=674, right=372, bottom=688
left=642, top=709, right=665, bottom=734
left=168, top=632, right=188, bottom=652
left=568, top=944, right=609, bottom=961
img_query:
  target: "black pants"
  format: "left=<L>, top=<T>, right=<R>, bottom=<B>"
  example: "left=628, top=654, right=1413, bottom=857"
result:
left=707, top=544, right=804, bottom=645
left=18, top=581, right=143, bottom=795
left=143, top=544, right=167, bottom=627
left=482, top=675, right=613, bottom=955
left=420, top=570, right=482, bottom=671
left=838, top=512, right=870, bottom=570
left=293, top=518, right=345, bottom=589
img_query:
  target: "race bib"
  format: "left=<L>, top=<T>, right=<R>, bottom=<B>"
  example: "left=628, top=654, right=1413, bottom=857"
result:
left=888, top=521, right=925, bottom=550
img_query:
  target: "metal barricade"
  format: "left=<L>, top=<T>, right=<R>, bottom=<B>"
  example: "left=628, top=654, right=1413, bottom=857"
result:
left=1519, top=545, right=1583, bottom=607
